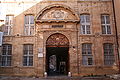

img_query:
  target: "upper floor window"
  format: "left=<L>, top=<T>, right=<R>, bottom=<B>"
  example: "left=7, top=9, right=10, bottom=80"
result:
left=80, top=14, right=91, bottom=34
left=23, top=44, right=33, bottom=66
left=82, top=43, right=93, bottom=66
left=0, top=44, right=12, bottom=66
left=24, top=15, right=34, bottom=35
left=4, top=15, right=14, bottom=35
left=104, top=43, right=114, bottom=65
left=101, top=15, right=111, bottom=34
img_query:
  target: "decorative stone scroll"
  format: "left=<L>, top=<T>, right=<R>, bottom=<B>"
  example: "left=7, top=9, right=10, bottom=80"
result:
left=46, top=33, right=69, bottom=47
left=41, top=9, right=75, bottom=20
left=36, top=4, right=79, bottom=22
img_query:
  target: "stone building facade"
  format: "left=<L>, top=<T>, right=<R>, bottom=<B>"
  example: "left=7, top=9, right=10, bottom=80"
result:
left=0, top=0, right=120, bottom=77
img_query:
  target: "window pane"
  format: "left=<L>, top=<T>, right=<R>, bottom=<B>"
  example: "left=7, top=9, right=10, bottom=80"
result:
left=107, top=25, right=111, bottom=34
left=23, top=56, right=27, bottom=66
left=25, top=15, right=29, bottom=24
left=86, top=25, right=91, bottom=34
left=86, top=15, right=90, bottom=23
left=106, top=16, right=110, bottom=24
left=30, top=15, right=34, bottom=24
left=82, top=56, right=87, bottom=65
left=81, top=25, right=85, bottom=34
left=101, top=15, right=105, bottom=24
left=29, top=56, right=33, bottom=66
left=8, top=45, right=12, bottom=55
left=102, top=25, right=106, bottom=34
left=1, top=56, right=6, bottom=66
left=88, top=58, right=93, bottom=65
left=6, top=56, right=11, bottom=66
left=24, top=26, right=29, bottom=35
left=30, top=26, right=34, bottom=35
left=80, top=15, right=85, bottom=23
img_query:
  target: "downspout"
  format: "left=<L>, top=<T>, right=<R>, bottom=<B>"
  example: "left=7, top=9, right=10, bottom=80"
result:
left=76, top=22, right=80, bottom=75
left=112, top=0, right=120, bottom=73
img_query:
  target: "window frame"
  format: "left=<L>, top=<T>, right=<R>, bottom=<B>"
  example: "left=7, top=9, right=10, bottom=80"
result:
left=80, top=14, right=91, bottom=35
left=23, top=44, right=34, bottom=67
left=82, top=43, right=93, bottom=66
left=0, top=44, right=12, bottom=67
left=101, top=14, right=112, bottom=35
left=4, top=15, right=14, bottom=36
left=24, top=14, right=34, bottom=36
left=103, top=43, right=115, bottom=66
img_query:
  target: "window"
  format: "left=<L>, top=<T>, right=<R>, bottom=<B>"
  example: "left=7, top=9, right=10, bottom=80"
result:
left=101, top=15, right=111, bottom=34
left=4, top=15, right=14, bottom=35
left=23, top=44, right=33, bottom=66
left=104, top=43, right=114, bottom=65
left=82, top=43, right=93, bottom=65
left=24, top=15, right=34, bottom=35
left=80, top=14, right=91, bottom=34
left=0, top=44, right=12, bottom=66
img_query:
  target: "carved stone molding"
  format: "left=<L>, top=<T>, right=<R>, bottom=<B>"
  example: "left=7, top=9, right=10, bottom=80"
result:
left=46, top=33, right=69, bottom=47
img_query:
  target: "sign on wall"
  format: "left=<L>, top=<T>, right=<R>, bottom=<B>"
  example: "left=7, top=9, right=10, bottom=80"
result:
left=38, top=53, right=43, bottom=58
left=0, top=32, right=3, bottom=46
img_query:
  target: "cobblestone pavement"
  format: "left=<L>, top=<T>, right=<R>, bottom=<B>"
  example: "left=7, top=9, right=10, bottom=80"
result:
left=0, top=76, right=117, bottom=80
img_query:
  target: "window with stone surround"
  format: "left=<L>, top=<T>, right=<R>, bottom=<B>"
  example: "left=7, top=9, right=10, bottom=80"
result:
left=0, top=44, right=12, bottom=66
left=4, top=15, right=14, bottom=35
left=80, top=14, right=91, bottom=34
left=82, top=43, right=93, bottom=65
left=24, top=15, right=34, bottom=35
left=104, top=43, right=115, bottom=65
left=23, top=44, right=33, bottom=66
left=101, top=14, right=111, bottom=34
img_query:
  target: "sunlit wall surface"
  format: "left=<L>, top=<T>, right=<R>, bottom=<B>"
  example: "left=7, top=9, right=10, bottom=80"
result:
left=0, top=0, right=42, bottom=25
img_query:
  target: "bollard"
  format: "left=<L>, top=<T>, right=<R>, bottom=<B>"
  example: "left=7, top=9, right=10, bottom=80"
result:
left=44, top=72, right=47, bottom=78
left=68, top=72, right=71, bottom=77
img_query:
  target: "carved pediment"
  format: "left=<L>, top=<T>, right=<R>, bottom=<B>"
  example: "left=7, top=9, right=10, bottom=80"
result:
left=36, top=4, right=79, bottom=22
left=41, top=9, right=77, bottom=20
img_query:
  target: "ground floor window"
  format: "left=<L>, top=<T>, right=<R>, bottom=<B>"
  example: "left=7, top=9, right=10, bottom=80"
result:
left=104, top=43, right=115, bottom=65
left=23, top=44, right=33, bottom=66
left=82, top=43, right=93, bottom=65
left=0, top=44, right=12, bottom=66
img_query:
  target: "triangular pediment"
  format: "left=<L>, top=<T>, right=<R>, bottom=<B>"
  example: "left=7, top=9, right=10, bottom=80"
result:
left=36, top=4, right=79, bottom=22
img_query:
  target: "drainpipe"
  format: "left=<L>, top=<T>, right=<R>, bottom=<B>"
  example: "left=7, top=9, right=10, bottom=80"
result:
left=111, top=0, right=120, bottom=73
left=76, top=21, right=80, bottom=75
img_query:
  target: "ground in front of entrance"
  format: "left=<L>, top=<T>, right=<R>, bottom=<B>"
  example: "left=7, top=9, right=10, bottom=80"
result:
left=0, top=76, right=117, bottom=80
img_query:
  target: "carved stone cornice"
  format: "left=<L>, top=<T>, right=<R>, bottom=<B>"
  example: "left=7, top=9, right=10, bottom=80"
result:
left=35, top=4, right=79, bottom=23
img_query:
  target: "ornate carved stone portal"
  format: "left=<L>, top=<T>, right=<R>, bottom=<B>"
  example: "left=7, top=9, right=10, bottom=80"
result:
left=46, top=33, right=69, bottom=47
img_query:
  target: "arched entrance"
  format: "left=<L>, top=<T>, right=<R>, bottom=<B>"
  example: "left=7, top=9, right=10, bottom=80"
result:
left=46, top=33, right=69, bottom=76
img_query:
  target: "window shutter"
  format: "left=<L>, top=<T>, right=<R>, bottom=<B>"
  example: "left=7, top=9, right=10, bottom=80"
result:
left=0, top=32, right=3, bottom=46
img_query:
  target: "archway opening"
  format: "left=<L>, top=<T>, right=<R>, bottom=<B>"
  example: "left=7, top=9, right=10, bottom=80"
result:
left=46, top=33, right=69, bottom=76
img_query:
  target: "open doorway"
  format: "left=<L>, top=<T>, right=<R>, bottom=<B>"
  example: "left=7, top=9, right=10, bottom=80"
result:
left=46, top=33, right=69, bottom=76
left=46, top=47, right=69, bottom=76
